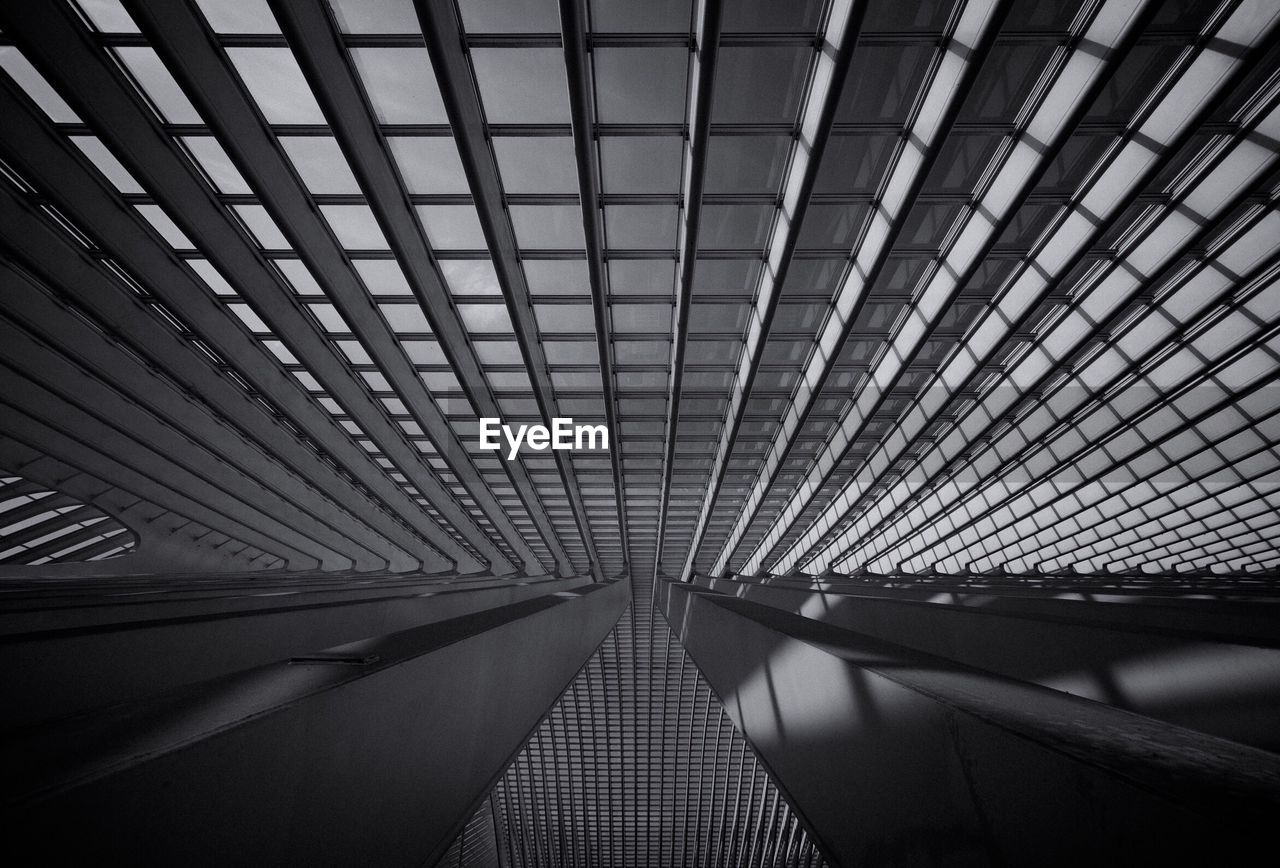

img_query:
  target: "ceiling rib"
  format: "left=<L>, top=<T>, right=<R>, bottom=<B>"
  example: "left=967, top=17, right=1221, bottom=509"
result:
left=0, top=74, right=477, bottom=573
left=654, top=0, right=722, bottom=583
left=675, top=0, right=867, bottom=582
left=0, top=0, right=500, bottom=572
left=415, top=0, right=604, bottom=581
left=126, top=0, right=547, bottom=576
left=558, top=0, right=632, bottom=572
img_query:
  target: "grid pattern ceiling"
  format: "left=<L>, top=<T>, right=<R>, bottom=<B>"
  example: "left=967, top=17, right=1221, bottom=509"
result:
left=1, top=0, right=1277, bottom=582
left=0, top=0, right=1278, bottom=865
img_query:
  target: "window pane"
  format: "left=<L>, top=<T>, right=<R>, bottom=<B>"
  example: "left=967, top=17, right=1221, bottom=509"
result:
left=609, top=259, right=674, bottom=295
left=182, top=136, right=252, bottom=194
left=712, top=47, right=808, bottom=124
left=387, top=136, right=468, bottom=194
left=274, top=258, right=324, bottom=294
left=470, top=48, right=571, bottom=124
left=525, top=260, right=590, bottom=295
left=590, top=0, right=691, bottom=32
left=353, top=259, right=412, bottom=295
left=704, top=135, right=790, bottom=195
left=593, top=48, right=688, bottom=124
left=606, top=204, right=678, bottom=249
left=327, top=0, right=419, bottom=33
left=440, top=259, right=502, bottom=295
left=458, top=303, right=515, bottom=333
left=492, top=136, right=580, bottom=194
left=194, top=0, right=279, bottom=33
left=78, top=0, right=140, bottom=33
left=234, top=204, right=291, bottom=248
left=320, top=204, right=391, bottom=249
left=226, top=48, right=326, bottom=124
left=510, top=205, right=585, bottom=249
left=416, top=205, right=488, bottom=249
left=458, top=0, right=559, bottom=32
left=379, top=302, right=432, bottom=332
left=114, top=47, right=201, bottom=123
left=70, top=136, right=144, bottom=194
left=136, top=204, right=193, bottom=249
left=349, top=48, right=447, bottom=124
left=599, top=136, right=683, bottom=193
left=279, top=136, right=361, bottom=194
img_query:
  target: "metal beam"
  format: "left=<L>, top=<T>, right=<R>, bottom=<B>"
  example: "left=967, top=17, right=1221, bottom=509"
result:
left=267, top=0, right=577, bottom=577
left=0, top=262, right=417, bottom=571
left=659, top=578, right=1280, bottom=864
left=654, top=0, right=721, bottom=582
left=0, top=184, right=454, bottom=574
left=673, top=0, right=864, bottom=581
left=702, top=0, right=1015, bottom=577
left=2, top=578, right=627, bottom=865
left=0, top=436, right=283, bottom=576
left=0, top=572, right=590, bottom=733
left=0, top=8, right=490, bottom=573
left=415, top=0, right=604, bottom=580
left=123, top=0, right=550, bottom=577
left=0, top=376, right=322, bottom=569
left=557, top=0, right=632, bottom=570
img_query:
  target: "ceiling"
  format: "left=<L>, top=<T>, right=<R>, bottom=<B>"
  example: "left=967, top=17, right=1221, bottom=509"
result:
left=1, top=0, right=1278, bottom=863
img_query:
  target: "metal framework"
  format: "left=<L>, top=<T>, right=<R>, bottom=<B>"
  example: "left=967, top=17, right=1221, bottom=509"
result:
left=1, top=0, right=1278, bottom=863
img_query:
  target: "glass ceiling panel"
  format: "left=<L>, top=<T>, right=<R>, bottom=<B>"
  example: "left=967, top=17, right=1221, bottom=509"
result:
left=509, top=205, right=586, bottom=249
left=279, top=136, right=362, bottom=195
left=458, top=0, right=559, bottom=32
left=193, top=0, right=279, bottom=34
left=416, top=204, right=488, bottom=249
left=440, top=259, right=503, bottom=296
left=525, top=260, right=591, bottom=295
left=327, top=0, right=419, bottom=33
left=609, top=260, right=675, bottom=295
left=704, top=135, right=791, bottom=196
left=590, top=0, right=691, bottom=31
left=352, top=259, right=412, bottom=296
left=470, top=48, right=572, bottom=124
left=70, top=135, right=143, bottom=194
left=711, top=47, right=809, bottom=124
left=114, top=47, right=202, bottom=123
left=593, top=48, right=689, bottom=125
left=385, top=137, right=468, bottom=195
left=225, top=48, right=327, bottom=125
left=348, top=48, right=448, bottom=124
left=76, top=0, right=140, bottom=33
left=492, top=136, right=580, bottom=194
left=599, top=136, right=684, bottom=194
left=181, top=136, right=252, bottom=194
left=320, top=204, right=390, bottom=249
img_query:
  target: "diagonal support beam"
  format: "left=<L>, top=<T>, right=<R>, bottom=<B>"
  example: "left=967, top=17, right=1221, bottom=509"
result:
left=674, top=0, right=863, bottom=582
left=414, top=0, right=604, bottom=581
left=124, top=0, right=543, bottom=574
left=0, top=265, right=398, bottom=571
left=0, top=0, right=499, bottom=573
left=703, top=0, right=1012, bottom=578
left=260, top=0, right=574, bottom=576
left=558, top=0, right=631, bottom=571
left=654, top=0, right=722, bottom=581
left=0, top=183, right=451, bottom=573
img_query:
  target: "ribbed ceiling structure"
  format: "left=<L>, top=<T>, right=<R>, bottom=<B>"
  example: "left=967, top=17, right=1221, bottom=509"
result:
left=1, top=0, right=1278, bottom=863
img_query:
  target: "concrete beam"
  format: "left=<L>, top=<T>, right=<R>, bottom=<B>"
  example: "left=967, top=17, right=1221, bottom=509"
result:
left=2, top=577, right=627, bottom=866
left=660, top=579, right=1280, bottom=865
